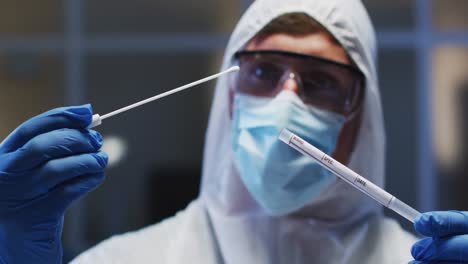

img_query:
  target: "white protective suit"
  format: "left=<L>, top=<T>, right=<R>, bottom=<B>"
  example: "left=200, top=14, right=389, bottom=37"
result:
left=72, top=0, right=417, bottom=263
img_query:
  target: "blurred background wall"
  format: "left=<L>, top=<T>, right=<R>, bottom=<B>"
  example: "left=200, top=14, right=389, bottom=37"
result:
left=0, top=0, right=467, bottom=261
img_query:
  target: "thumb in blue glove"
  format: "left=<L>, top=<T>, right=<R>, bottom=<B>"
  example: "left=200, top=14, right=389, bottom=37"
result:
left=0, top=104, right=108, bottom=264
left=410, top=210, right=468, bottom=263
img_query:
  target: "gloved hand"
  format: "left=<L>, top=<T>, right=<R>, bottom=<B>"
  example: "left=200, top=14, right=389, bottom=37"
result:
left=0, top=104, right=108, bottom=264
left=410, top=211, right=468, bottom=263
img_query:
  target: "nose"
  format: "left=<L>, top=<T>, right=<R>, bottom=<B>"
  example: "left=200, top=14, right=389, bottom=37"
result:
left=281, top=72, right=300, bottom=94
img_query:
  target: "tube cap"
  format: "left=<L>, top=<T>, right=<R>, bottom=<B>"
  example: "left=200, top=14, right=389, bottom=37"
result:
left=278, top=128, right=293, bottom=144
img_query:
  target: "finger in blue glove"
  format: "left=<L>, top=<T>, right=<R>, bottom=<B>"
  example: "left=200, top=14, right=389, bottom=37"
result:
left=0, top=104, right=108, bottom=264
left=0, top=104, right=93, bottom=153
left=411, top=211, right=468, bottom=262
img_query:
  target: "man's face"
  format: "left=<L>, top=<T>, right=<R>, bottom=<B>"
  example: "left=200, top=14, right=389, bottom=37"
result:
left=230, top=31, right=363, bottom=164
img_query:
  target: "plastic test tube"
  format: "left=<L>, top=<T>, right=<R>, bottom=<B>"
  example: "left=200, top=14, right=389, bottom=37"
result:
left=278, top=128, right=421, bottom=223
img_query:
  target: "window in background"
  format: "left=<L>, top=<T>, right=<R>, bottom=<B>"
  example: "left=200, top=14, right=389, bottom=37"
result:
left=0, top=1, right=63, bottom=35
left=433, top=46, right=468, bottom=211
left=85, top=0, right=239, bottom=34
left=81, top=52, right=220, bottom=245
left=0, top=53, right=64, bottom=138
left=377, top=49, right=418, bottom=231
left=362, top=0, right=415, bottom=30
left=433, top=0, right=468, bottom=30
left=431, top=0, right=468, bottom=213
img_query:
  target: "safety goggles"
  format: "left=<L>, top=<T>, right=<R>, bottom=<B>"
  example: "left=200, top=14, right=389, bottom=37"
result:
left=233, top=50, right=365, bottom=117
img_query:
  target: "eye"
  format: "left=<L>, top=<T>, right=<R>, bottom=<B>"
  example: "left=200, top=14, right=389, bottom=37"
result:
left=304, top=76, right=337, bottom=92
left=250, top=61, right=283, bottom=82
left=314, top=77, right=334, bottom=89
left=302, top=75, right=342, bottom=100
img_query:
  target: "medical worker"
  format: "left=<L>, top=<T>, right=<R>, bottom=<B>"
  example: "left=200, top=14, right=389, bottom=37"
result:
left=1, top=0, right=467, bottom=263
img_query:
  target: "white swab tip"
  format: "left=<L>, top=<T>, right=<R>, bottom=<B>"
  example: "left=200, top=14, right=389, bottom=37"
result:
left=229, top=66, right=240, bottom=72
left=88, top=114, right=102, bottom=128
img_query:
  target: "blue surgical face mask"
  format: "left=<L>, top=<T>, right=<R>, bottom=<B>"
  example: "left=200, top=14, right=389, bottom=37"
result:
left=231, top=90, right=346, bottom=215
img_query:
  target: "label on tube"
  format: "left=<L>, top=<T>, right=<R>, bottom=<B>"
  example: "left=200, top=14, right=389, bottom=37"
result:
left=279, top=129, right=393, bottom=207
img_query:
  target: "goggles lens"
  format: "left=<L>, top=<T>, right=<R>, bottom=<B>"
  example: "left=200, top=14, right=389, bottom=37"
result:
left=234, top=50, right=365, bottom=116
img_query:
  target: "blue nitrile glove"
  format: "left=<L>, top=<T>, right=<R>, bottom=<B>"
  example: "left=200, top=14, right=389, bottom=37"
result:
left=0, top=105, right=108, bottom=264
left=409, top=211, right=468, bottom=263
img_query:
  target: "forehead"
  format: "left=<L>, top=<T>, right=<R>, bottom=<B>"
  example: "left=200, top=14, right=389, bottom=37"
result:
left=245, top=32, right=351, bottom=65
